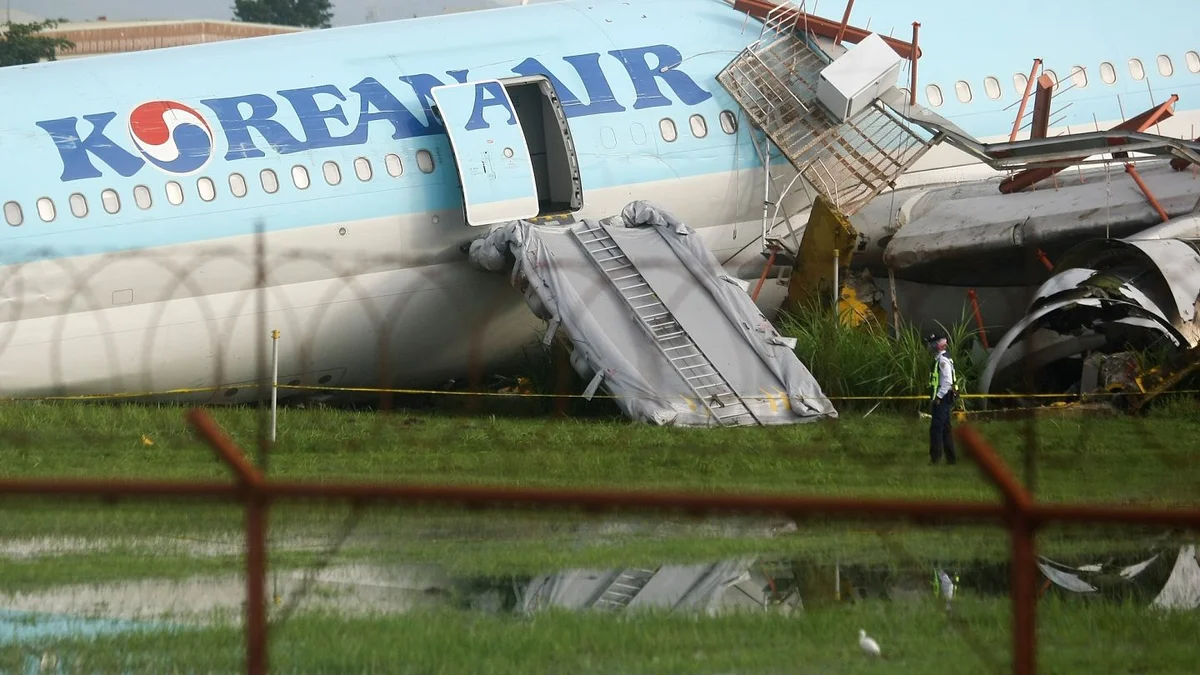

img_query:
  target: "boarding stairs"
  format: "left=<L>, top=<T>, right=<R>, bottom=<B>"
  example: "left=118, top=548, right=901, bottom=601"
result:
left=717, top=1, right=938, bottom=262
left=571, top=223, right=763, bottom=427
left=720, top=1, right=1200, bottom=262
left=591, top=567, right=660, bottom=610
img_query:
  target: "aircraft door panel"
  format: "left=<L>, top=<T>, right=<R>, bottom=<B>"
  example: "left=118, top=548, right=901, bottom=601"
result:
left=431, top=80, right=540, bottom=226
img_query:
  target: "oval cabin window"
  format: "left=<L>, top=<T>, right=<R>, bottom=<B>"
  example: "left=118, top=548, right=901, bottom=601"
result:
left=1187, top=51, right=1200, bottom=73
left=385, top=153, right=404, bottom=177
left=198, top=177, right=217, bottom=201
left=354, top=157, right=373, bottom=181
left=3, top=201, right=21, bottom=226
left=1129, top=58, right=1145, bottom=80
left=229, top=173, right=248, bottom=197
left=101, top=189, right=120, bottom=214
left=291, top=166, right=310, bottom=190
left=69, top=193, right=88, bottom=218
left=322, top=161, right=341, bottom=185
left=133, top=185, right=153, bottom=210
left=1070, top=66, right=1087, bottom=88
left=1157, top=55, right=1173, bottom=77
left=719, top=110, right=737, bottom=134
left=166, top=181, right=184, bottom=205
left=954, top=81, right=972, bottom=103
left=983, top=76, right=1001, bottom=100
left=261, top=170, right=279, bottom=194
left=1099, top=62, right=1117, bottom=84
left=925, top=84, right=943, bottom=107
left=688, top=114, right=707, bottom=138
left=36, top=197, right=56, bottom=222
left=659, top=118, right=677, bottom=142
left=416, top=150, right=435, bottom=174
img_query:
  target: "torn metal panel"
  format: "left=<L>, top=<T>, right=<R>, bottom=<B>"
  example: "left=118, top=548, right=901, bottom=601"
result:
left=1152, top=546, right=1200, bottom=611
left=877, top=161, right=1200, bottom=286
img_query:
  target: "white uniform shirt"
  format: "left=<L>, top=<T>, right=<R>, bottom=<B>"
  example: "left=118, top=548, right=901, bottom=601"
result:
left=936, top=351, right=955, bottom=399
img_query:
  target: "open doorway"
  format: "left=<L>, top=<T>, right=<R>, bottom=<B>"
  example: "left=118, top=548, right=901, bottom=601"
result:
left=503, top=75, right=583, bottom=216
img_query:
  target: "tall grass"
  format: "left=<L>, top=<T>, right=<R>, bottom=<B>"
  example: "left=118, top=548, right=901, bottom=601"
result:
left=778, top=297, right=982, bottom=412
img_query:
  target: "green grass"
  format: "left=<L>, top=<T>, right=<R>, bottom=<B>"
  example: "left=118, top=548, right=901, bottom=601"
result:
left=778, top=299, right=983, bottom=412
left=1, top=402, right=1197, bottom=580
left=3, top=598, right=1198, bottom=674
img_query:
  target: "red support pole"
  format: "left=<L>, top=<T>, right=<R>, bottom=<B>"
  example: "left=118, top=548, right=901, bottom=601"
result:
left=1036, top=249, right=1054, bottom=272
left=1001, top=94, right=1178, bottom=194
left=751, top=247, right=779, bottom=302
left=1030, top=73, right=1055, bottom=139
left=835, top=0, right=855, bottom=45
left=1010, top=59, right=1042, bottom=143
left=967, top=289, right=989, bottom=349
left=1125, top=163, right=1172, bottom=223
left=246, top=497, right=268, bottom=675
left=1011, top=516, right=1038, bottom=675
left=909, top=22, right=920, bottom=107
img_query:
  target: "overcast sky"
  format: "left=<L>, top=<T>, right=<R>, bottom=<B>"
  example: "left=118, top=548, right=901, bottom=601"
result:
left=9, top=0, right=562, bottom=26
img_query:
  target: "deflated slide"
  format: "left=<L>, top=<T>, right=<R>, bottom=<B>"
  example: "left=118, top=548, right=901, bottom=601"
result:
left=468, top=201, right=836, bottom=426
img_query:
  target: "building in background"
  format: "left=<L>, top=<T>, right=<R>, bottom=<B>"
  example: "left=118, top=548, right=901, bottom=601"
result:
left=5, top=10, right=305, bottom=60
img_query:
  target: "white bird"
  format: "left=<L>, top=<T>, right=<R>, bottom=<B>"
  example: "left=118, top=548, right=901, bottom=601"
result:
left=938, top=569, right=956, bottom=610
left=859, top=629, right=881, bottom=657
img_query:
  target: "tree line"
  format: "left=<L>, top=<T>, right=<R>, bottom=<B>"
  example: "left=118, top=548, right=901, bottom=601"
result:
left=1, top=0, right=333, bottom=67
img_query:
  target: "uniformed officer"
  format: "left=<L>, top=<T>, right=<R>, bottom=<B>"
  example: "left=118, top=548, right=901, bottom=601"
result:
left=926, top=334, right=958, bottom=465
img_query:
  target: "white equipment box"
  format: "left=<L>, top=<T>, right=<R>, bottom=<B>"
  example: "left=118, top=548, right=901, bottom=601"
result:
left=815, top=33, right=902, bottom=122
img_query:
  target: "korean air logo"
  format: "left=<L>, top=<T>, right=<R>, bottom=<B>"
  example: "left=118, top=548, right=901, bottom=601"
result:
left=127, top=101, right=215, bottom=175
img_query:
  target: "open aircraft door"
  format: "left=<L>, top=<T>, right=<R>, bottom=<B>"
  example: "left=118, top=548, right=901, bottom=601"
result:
left=431, top=80, right=541, bottom=227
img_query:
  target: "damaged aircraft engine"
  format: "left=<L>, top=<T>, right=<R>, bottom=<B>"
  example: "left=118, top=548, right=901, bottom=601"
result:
left=979, top=209, right=1200, bottom=399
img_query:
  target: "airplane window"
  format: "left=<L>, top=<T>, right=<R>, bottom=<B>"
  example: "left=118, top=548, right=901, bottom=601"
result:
left=322, top=161, right=341, bottom=185
left=1128, top=58, right=1145, bottom=80
left=261, top=169, right=279, bottom=194
left=229, top=173, right=248, bottom=198
left=133, top=185, right=152, bottom=210
left=659, top=118, right=677, bottom=142
left=983, top=77, right=1001, bottom=100
left=385, top=153, right=404, bottom=177
left=1157, top=55, right=1173, bottom=77
left=1042, top=69, right=1058, bottom=87
left=198, top=177, right=217, bottom=201
left=69, top=193, right=88, bottom=218
left=1070, top=66, right=1087, bottom=88
left=1013, top=72, right=1028, bottom=94
left=1187, top=51, right=1200, bottom=73
left=291, top=165, right=310, bottom=190
left=719, top=110, right=737, bottom=134
left=36, top=197, right=56, bottom=222
left=3, top=201, right=21, bottom=226
left=688, top=114, right=708, bottom=138
left=1100, top=61, right=1117, bottom=84
left=954, top=80, right=972, bottom=103
left=925, top=84, right=943, bottom=107
left=166, top=181, right=184, bottom=205
left=416, top=149, right=435, bottom=174
left=354, top=157, right=373, bottom=181
left=101, top=189, right=120, bottom=214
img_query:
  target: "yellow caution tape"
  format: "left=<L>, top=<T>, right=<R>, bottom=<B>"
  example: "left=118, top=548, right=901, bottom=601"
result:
left=3, top=383, right=1200, bottom=404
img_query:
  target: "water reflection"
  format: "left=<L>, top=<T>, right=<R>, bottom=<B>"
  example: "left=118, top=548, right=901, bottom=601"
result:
left=454, top=546, right=1200, bottom=616
left=2, top=547, right=1197, bottom=646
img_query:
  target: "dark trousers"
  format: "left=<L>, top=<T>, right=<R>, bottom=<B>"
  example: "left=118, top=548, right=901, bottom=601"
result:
left=930, top=394, right=957, bottom=464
